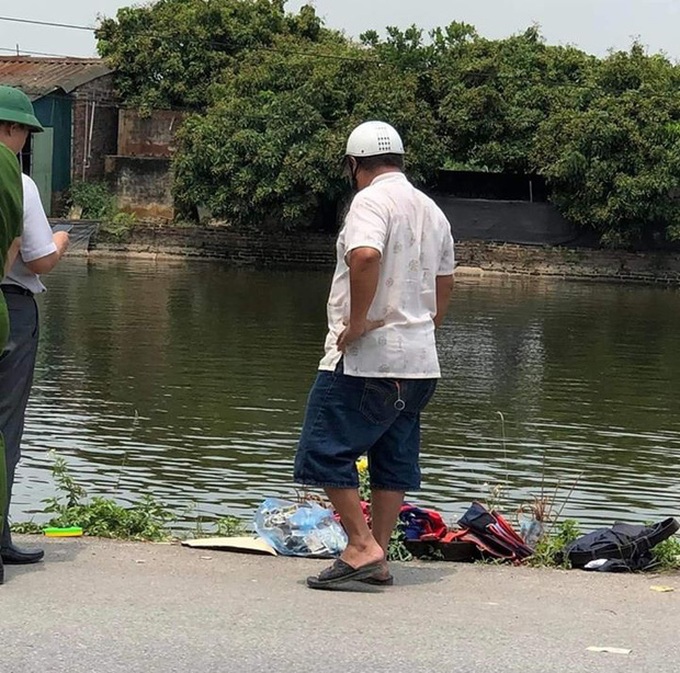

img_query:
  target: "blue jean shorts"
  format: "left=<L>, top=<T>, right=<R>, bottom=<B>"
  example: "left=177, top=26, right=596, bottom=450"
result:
left=294, top=362, right=437, bottom=492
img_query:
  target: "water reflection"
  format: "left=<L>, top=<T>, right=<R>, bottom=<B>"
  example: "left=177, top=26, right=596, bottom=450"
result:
left=11, top=258, right=680, bottom=530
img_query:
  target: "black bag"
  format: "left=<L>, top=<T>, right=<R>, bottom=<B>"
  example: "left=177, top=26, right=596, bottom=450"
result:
left=564, top=518, right=679, bottom=571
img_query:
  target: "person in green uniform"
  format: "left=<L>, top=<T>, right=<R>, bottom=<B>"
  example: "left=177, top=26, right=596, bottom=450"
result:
left=0, top=85, right=38, bottom=584
left=0, top=142, right=22, bottom=342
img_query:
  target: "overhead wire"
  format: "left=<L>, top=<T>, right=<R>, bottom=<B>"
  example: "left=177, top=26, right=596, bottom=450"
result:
left=0, top=14, right=380, bottom=64
left=0, top=15, right=94, bottom=31
left=0, top=45, right=85, bottom=58
left=0, top=12, right=381, bottom=114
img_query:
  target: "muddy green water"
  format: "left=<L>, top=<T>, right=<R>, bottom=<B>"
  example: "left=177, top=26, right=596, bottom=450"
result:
left=11, top=258, right=680, bottom=531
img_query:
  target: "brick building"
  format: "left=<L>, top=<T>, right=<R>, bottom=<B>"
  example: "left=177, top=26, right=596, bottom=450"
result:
left=0, top=56, right=118, bottom=215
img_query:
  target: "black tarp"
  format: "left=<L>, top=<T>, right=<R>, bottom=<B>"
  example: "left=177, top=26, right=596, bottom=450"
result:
left=433, top=196, right=579, bottom=246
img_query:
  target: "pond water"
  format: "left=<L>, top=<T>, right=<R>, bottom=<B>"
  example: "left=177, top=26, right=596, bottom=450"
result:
left=11, top=258, right=680, bottom=531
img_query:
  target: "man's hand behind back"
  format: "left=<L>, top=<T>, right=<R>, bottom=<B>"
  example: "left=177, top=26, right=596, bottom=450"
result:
left=336, top=318, right=384, bottom=353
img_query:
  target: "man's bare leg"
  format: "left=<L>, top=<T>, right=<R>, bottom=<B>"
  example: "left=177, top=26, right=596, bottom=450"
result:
left=326, top=487, right=384, bottom=568
left=370, top=489, right=405, bottom=579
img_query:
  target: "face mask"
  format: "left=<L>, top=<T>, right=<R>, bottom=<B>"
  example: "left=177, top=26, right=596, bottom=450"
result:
left=342, top=156, right=359, bottom=192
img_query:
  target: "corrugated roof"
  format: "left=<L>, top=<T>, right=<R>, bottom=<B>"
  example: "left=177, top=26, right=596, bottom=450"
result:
left=0, top=56, right=112, bottom=100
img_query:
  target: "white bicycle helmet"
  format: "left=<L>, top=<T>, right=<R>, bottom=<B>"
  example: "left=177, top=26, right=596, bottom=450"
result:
left=345, top=121, right=404, bottom=157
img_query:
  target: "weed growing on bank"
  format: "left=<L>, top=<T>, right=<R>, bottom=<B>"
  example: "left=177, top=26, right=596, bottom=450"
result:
left=11, top=453, right=244, bottom=542
left=651, top=535, right=680, bottom=571
left=528, top=519, right=582, bottom=568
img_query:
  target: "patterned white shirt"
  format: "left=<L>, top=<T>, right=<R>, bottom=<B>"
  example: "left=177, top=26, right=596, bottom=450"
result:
left=319, top=172, right=455, bottom=378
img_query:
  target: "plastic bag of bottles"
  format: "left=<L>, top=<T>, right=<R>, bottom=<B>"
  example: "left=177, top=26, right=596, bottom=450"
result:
left=254, top=497, right=347, bottom=558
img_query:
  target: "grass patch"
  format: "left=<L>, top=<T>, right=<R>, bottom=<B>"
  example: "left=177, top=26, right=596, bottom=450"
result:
left=652, top=535, right=680, bottom=571
left=190, top=514, right=248, bottom=539
left=11, top=452, right=251, bottom=542
left=66, top=181, right=137, bottom=241
left=68, top=181, right=115, bottom=220
left=528, top=519, right=582, bottom=568
left=10, top=520, right=44, bottom=535
left=99, top=212, right=137, bottom=241
left=44, top=494, right=173, bottom=541
left=32, top=453, right=173, bottom=541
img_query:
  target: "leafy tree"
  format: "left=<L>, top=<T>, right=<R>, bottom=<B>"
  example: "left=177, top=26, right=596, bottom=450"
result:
left=432, top=25, right=596, bottom=172
left=99, top=4, right=680, bottom=245
left=173, top=33, right=444, bottom=229
left=360, top=25, right=439, bottom=106
left=533, top=45, right=680, bottom=246
left=96, top=0, right=323, bottom=110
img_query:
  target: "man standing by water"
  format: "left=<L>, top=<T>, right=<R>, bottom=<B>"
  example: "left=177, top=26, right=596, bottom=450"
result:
left=0, top=85, right=69, bottom=567
left=294, top=121, right=455, bottom=588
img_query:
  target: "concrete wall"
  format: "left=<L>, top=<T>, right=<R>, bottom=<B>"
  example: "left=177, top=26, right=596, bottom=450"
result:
left=118, top=109, right=187, bottom=157
left=105, top=156, right=174, bottom=221
left=103, top=109, right=187, bottom=221
left=72, top=74, right=119, bottom=183
left=99, top=112, right=577, bottom=246
left=454, top=241, right=680, bottom=282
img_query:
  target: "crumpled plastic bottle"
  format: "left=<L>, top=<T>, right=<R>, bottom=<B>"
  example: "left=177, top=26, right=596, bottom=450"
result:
left=254, top=497, right=347, bottom=557
left=519, top=516, right=545, bottom=549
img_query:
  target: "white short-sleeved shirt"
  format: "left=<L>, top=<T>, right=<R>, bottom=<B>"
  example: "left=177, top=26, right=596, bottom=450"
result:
left=2, top=174, right=57, bottom=294
left=319, top=172, right=455, bottom=378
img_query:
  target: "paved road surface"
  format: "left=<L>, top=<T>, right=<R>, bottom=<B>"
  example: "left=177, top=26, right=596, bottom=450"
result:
left=1, top=537, right=677, bottom=673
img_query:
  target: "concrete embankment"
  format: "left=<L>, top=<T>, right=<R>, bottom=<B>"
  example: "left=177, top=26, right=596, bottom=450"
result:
left=73, top=223, right=680, bottom=284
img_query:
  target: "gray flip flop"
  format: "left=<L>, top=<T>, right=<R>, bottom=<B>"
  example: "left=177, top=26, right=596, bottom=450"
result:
left=306, top=559, right=382, bottom=589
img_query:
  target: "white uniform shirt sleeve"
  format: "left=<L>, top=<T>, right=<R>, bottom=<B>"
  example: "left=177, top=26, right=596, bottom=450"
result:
left=342, top=190, right=388, bottom=261
left=20, top=174, right=57, bottom=263
left=437, top=213, right=455, bottom=276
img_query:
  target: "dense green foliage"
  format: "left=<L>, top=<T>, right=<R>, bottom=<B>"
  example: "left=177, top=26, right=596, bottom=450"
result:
left=98, top=1, right=680, bottom=246
left=431, top=25, right=597, bottom=173
left=533, top=46, right=680, bottom=246
left=67, top=181, right=116, bottom=219
left=651, top=535, right=680, bottom=571
left=173, top=32, right=443, bottom=229
left=529, top=519, right=582, bottom=568
left=96, top=0, right=324, bottom=111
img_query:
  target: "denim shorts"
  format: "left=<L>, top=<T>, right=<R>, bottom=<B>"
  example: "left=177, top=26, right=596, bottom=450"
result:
left=294, top=362, right=437, bottom=492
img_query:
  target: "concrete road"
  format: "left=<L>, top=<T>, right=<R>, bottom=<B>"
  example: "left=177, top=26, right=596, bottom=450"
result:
left=1, top=537, right=677, bottom=673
